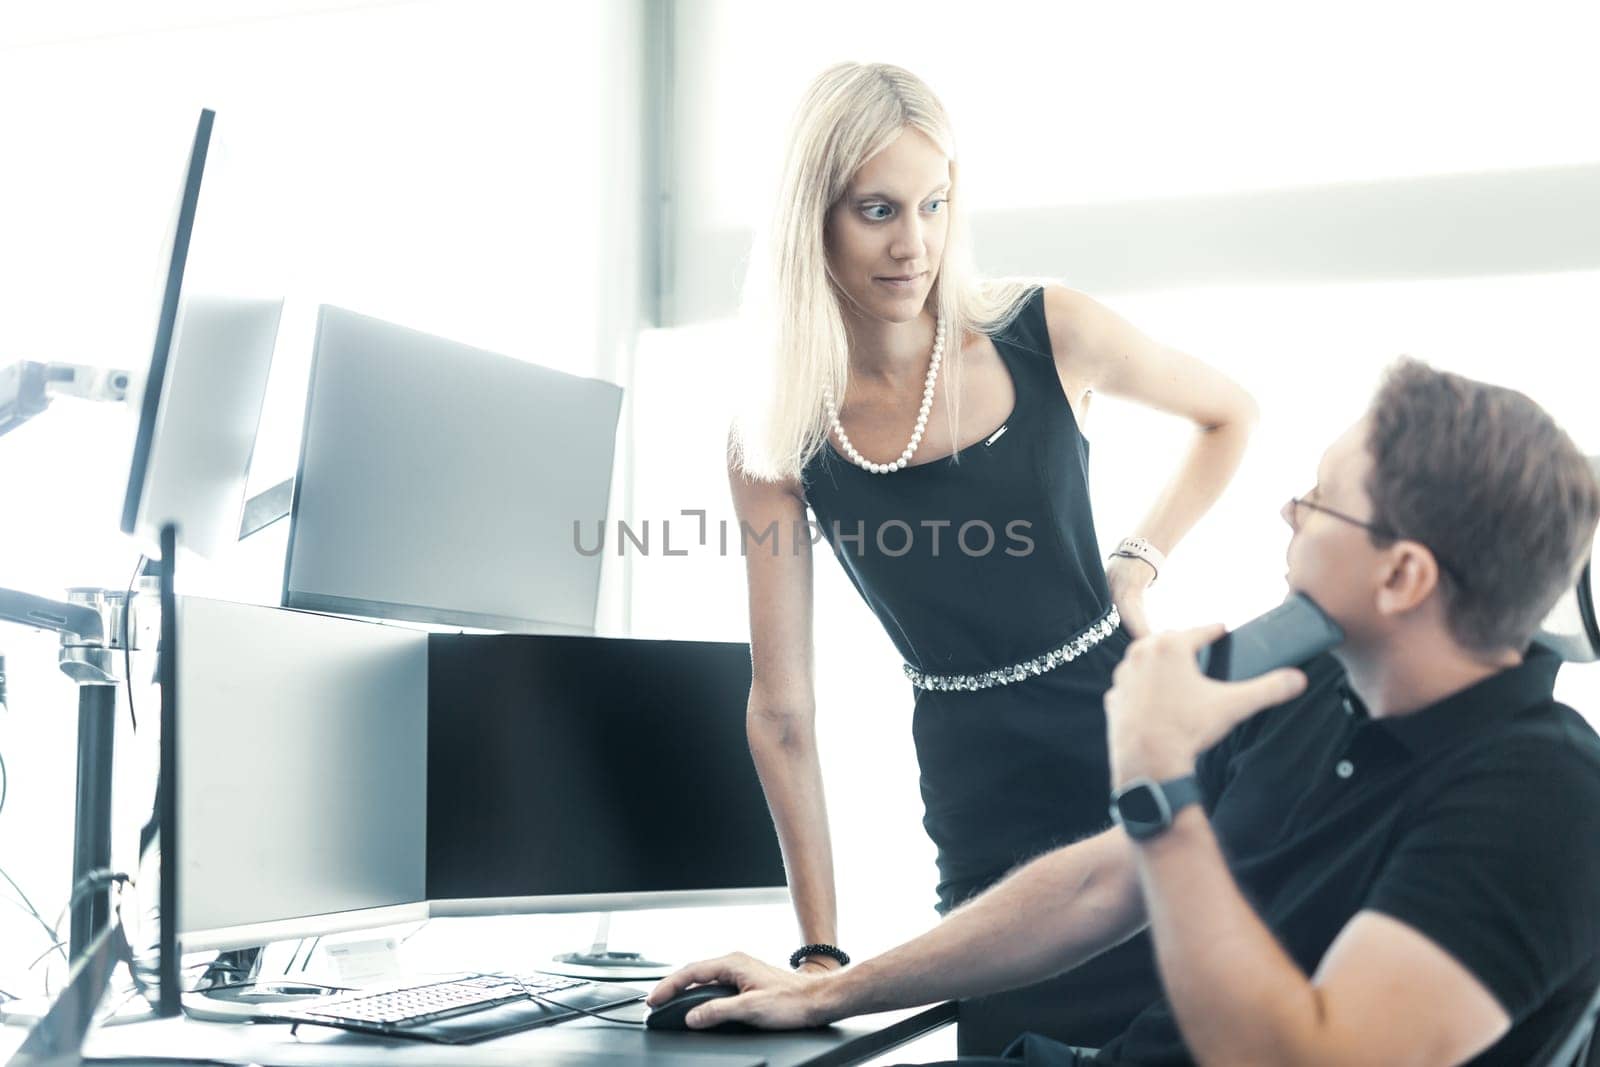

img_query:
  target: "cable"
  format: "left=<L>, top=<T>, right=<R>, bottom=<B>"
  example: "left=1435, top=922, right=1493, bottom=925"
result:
left=0, top=681, right=17, bottom=956
left=0, top=864, right=68, bottom=963
left=0, top=883, right=55, bottom=935
left=0, top=702, right=39, bottom=954
left=185, top=961, right=249, bottom=974
left=183, top=957, right=258, bottom=996
left=284, top=938, right=306, bottom=973
left=98, top=983, right=146, bottom=1022
left=486, top=973, right=646, bottom=1027
left=0, top=707, right=64, bottom=975
left=193, top=947, right=261, bottom=991
left=27, top=940, right=67, bottom=971
left=124, top=554, right=146, bottom=733
left=282, top=973, right=648, bottom=1040
left=299, top=935, right=321, bottom=972
left=113, top=879, right=162, bottom=1011
left=50, top=868, right=131, bottom=941
left=17, top=868, right=137, bottom=1003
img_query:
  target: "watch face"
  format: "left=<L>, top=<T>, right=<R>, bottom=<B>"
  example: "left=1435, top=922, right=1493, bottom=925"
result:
left=1117, top=785, right=1164, bottom=825
left=1112, top=779, right=1171, bottom=839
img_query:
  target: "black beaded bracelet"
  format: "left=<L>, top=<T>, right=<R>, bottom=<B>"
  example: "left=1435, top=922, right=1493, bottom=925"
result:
left=790, top=943, right=850, bottom=970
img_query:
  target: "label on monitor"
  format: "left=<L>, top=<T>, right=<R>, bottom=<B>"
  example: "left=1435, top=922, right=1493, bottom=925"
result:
left=325, top=936, right=402, bottom=983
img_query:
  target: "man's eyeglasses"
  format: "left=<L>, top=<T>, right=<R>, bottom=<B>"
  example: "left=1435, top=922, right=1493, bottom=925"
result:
left=1284, top=494, right=1470, bottom=592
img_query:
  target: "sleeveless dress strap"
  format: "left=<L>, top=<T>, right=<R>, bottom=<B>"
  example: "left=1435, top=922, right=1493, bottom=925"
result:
left=996, top=286, right=1054, bottom=363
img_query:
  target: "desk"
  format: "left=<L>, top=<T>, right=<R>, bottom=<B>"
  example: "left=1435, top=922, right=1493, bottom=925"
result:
left=4, top=905, right=957, bottom=1063
left=1, top=999, right=956, bottom=1066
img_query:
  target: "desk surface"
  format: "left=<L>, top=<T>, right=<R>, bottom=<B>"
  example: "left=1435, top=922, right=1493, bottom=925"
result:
left=2, top=998, right=956, bottom=1067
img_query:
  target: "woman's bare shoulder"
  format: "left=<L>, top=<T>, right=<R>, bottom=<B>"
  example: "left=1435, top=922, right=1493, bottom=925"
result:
left=1039, top=284, right=1100, bottom=353
left=728, top=458, right=806, bottom=510
left=724, top=426, right=807, bottom=505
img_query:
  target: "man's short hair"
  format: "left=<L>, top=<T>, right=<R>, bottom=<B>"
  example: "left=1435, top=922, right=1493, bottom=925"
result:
left=1365, top=357, right=1599, bottom=653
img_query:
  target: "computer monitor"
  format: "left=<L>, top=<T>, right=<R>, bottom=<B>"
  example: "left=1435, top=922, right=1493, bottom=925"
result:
left=281, top=306, right=623, bottom=634
left=176, top=596, right=429, bottom=951
left=119, top=109, right=283, bottom=562
left=171, top=606, right=782, bottom=956
left=425, top=633, right=786, bottom=913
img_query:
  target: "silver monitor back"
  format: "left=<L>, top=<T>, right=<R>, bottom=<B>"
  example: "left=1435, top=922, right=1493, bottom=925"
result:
left=127, top=296, right=282, bottom=561
left=282, top=306, right=623, bottom=634
left=177, top=596, right=428, bottom=951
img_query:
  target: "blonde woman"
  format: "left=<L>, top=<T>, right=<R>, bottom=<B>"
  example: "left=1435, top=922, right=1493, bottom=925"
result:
left=729, top=62, right=1258, bottom=1054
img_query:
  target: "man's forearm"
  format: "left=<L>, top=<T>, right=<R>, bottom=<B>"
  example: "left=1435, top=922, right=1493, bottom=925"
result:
left=817, top=829, right=1147, bottom=1019
left=1136, top=809, right=1325, bottom=1064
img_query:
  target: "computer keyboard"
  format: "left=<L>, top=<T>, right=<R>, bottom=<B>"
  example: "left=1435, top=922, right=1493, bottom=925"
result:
left=294, top=972, right=569, bottom=1025
left=270, top=972, right=646, bottom=1044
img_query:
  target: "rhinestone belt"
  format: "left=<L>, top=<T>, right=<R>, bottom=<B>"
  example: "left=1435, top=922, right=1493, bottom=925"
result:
left=903, top=605, right=1122, bottom=692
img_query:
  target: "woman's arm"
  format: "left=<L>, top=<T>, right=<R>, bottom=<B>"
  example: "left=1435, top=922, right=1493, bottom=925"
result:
left=729, top=455, right=841, bottom=973
left=1044, top=285, right=1260, bottom=636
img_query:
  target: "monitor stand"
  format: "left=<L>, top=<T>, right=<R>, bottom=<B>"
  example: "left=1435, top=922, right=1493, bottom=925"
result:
left=543, top=913, right=672, bottom=981
left=178, top=948, right=342, bottom=1022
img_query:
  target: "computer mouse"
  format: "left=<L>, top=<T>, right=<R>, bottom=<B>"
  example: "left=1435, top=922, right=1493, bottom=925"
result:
left=645, top=983, right=755, bottom=1033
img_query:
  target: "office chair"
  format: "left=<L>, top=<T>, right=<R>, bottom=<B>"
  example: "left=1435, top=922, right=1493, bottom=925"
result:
left=1533, top=457, right=1600, bottom=665
left=1540, top=978, right=1600, bottom=1067
left=1539, top=467, right=1600, bottom=1067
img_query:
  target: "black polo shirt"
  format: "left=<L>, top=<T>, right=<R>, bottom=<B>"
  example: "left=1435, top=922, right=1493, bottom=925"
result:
left=1096, top=647, right=1600, bottom=1066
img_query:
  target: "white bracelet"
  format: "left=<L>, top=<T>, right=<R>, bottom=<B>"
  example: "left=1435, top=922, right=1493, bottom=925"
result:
left=1110, top=537, right=1165, bottom=584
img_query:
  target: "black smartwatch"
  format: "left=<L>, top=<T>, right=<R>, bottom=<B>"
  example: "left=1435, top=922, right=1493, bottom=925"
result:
left=1109, top=773, right=1202, bottom=841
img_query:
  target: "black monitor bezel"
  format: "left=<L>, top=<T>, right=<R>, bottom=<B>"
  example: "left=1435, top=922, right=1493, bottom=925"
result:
left=156, top=525, right=180, bottom=1016
left=120, top=109, right=215, bottom=539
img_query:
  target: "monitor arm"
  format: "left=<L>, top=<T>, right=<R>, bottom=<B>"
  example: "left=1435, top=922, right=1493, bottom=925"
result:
left=0, top=587, right=105, bottom=643
left=0, top=580, right=160, bottom=965
left=0, top=363, right=158, bottom=959
left=0, top=360, right=136, bottom=439
left=0, top=584, right=158, bottom=683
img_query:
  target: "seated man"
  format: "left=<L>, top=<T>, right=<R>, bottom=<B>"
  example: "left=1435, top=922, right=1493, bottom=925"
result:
left=650, top=358, right=1600, bottom=1066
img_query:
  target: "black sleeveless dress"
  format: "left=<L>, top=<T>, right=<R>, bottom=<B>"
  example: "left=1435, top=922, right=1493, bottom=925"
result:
left=801, top=287, right=1161, bottom=1054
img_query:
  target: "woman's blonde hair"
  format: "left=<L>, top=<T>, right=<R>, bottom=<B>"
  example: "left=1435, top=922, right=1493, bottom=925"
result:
left=731, top=62, right=1037, bottom=483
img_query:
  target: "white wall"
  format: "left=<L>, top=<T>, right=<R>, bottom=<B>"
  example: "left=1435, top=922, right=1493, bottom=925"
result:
left=666, top=0, right=1600, bottom=323
left=684, top=0, right=1600, bottom=218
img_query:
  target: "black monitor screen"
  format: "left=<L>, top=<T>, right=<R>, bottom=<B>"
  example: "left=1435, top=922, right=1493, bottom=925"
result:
left=426, top=634, right=785, bottom=901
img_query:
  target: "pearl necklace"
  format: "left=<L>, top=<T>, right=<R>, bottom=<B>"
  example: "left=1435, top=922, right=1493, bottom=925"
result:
left=823, top=317, right=946, bottom=474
